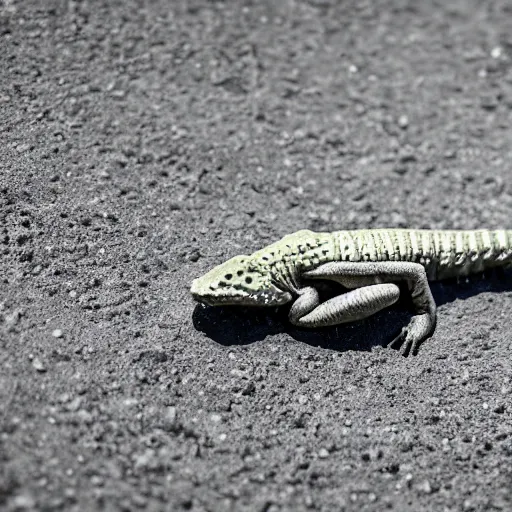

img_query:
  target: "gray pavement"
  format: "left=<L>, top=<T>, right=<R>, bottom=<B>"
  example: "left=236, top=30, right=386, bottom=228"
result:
left=1, top=1, right=512, bottom=510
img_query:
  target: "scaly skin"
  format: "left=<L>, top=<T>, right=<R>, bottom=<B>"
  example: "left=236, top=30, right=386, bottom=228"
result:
left=191, top=229, right=512, bottom=354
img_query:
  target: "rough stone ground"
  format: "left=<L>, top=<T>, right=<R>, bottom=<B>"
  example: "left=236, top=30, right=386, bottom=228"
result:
left=1, top=1, right=512, bottom=511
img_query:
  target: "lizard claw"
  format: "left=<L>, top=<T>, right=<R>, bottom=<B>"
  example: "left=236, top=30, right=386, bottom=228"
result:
left=387, top=313, right=435, bottom=356
left=388, top=327, right=412, bottom=356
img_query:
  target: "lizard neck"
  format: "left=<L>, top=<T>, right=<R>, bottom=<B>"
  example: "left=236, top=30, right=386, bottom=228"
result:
left=253, top=230, right=338, bottom=295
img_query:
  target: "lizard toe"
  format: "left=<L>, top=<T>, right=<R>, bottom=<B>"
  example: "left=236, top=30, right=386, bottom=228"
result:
left=387, top=328, right=417, bottom=357
left=388, top=328, right=407, bottom=350
left=399, top=331, right=417, bottom=356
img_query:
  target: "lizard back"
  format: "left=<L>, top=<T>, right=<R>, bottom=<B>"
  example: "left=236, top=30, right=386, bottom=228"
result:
left=335, top=229, right=512, bottom=280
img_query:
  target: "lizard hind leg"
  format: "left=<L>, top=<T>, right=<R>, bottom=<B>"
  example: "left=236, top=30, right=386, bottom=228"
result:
left=303, top=261, right=437, bottom=355
left=289, top=283, right=400, bottom=328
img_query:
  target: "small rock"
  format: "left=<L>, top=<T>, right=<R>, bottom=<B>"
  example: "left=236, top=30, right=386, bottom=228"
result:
left=64, top=488, right=76, bottom=499
left=134, top=449, right=155, bottom=470
left=16, top=143, right=31, bottom=153
left=480, top=95, right=498, bottom=110
left=67, top=397, right=82, bottom=412
left=111, top=90, right=126, bottom=99
left=298, top=394, right=308, bottom=405
left=131, top=494, right=148, bottom=508
left=5, top=310, right=21, bottom=327
left=187, top=249, right=201, bottom=262
left=318, top=448, right=329, bottom=459
left=210, top=413, right=222, bottom=423
left=292, top=413, right=308, bottom=428
left=304, top=495, right=315, bottom=508
left=217, top=398, right=232, bottom=412
left=393, top=166, right=408, bottom=175
left=491, top=46, right=502, bottom=59
left=135, top=370, right=148, bottom=383
left=32, top=358, right=46, bottom=373
left=241, top=381, right=256, bottom=396
left=164, top=406, right=177, bottom=426
left=398, top=115, right=409, bottom=128
left=52, top=329, right=64, bottom=338
left=417, top=480, right=432, bottom=494
left=380, top=152, right=396, bottom=163
left=399, top=147, right=417, bottom=163
left=463, top=499, right=475, bottom=511
left=355, top=103, right=366, bottom=115
left=12, top=494, right=36, bottom=510
left=224, top=216, right=245, bottom=230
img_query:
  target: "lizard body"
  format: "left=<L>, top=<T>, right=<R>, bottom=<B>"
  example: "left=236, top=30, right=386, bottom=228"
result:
left=191, top=229, right=512, bottom=354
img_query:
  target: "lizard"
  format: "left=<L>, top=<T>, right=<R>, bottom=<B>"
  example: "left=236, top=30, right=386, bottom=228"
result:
left=190, top=229, right=512, bottom=354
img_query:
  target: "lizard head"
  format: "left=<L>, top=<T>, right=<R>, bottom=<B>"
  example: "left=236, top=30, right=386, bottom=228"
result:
left=191, top=255, right=292, bottom=307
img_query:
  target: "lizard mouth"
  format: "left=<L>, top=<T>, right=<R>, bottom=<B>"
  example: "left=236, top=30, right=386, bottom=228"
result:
left=192, top=292, right=286, bottom=307
left=190, top=275, right=293, bottom=307
left=190, top=280, right=255, bottom=306
left=191, top=288, right=292, bottom=307
left=191, top=293, right=242, bottom=306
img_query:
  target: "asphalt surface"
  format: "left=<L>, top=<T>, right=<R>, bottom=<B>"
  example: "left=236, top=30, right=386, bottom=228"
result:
left=1, top=1, right=512, bottom=511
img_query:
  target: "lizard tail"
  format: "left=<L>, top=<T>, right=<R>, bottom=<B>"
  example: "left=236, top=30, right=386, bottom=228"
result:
left=503, top=230, right=512, bottom=268
left=507, top=229, right=512, bottom=267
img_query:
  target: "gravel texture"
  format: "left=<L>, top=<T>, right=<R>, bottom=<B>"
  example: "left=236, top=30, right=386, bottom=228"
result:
left=1, top=1, right=512, bottom=511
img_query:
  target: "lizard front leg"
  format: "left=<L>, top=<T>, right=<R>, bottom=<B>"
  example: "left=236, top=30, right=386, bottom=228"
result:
left=303, top=261, right=437, bottom=355
left=289, top=283, right=400, bottom=328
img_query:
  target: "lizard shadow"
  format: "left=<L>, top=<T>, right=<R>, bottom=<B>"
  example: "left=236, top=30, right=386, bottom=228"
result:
left=192, top=269, right=512, bottom=353
left=430, top=267, right=512, bottom=305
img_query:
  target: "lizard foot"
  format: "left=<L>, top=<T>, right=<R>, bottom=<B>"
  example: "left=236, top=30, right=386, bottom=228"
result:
left=388, top=313, right=436, bottom=356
